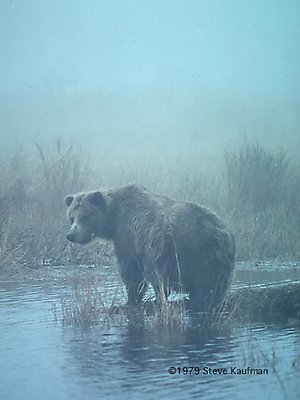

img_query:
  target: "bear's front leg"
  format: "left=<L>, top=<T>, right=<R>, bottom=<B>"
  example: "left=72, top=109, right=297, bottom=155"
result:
left=125, top=280, right=148, bottom=305
left=120, top=261, right=147, bottom=305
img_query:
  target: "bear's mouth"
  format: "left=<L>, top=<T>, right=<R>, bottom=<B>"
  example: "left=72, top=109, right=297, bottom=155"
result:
left=66, top=232, right=94, bottom=244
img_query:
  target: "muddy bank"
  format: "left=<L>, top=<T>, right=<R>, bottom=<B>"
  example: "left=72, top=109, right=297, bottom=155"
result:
left=226, top=281, right=300, bottom=322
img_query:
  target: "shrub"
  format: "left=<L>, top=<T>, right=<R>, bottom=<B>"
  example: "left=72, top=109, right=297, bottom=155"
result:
left=224, top=142, right=289, bottom=212
left=224, top=142, right=299, bottom=260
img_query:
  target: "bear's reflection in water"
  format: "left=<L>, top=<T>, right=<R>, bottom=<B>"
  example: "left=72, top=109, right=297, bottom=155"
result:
left=63, top=321, right=235, bottom=385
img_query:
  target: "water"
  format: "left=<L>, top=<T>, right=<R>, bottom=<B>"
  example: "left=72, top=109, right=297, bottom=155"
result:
left=0, top=263, right=299, bottom=400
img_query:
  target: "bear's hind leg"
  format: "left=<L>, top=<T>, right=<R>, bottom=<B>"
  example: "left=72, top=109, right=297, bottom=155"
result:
left=150, top=278, right=170, bottom=304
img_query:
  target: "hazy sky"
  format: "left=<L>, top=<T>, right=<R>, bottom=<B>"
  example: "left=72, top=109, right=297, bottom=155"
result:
left=1, top=0, right=299, bottom=153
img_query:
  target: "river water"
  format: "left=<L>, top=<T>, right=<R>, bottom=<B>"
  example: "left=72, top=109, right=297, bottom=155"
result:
left=0, top=262, right=299, bottom=400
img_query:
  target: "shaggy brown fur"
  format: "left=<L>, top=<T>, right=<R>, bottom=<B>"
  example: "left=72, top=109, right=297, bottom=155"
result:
left=65, top=185, right=235, bottom=311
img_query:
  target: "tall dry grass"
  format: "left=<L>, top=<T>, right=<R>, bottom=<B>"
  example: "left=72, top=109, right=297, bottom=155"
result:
left=224, top=142, right=300, bottom=260
left=60, top=273, right=125, bottom=326
left=0, top=139, right=299, bottom=276
left=0, top=140, right=112, bottom=274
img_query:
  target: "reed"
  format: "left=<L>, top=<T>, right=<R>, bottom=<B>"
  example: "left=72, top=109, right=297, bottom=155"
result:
left=60, top=273, right=126, bottom=327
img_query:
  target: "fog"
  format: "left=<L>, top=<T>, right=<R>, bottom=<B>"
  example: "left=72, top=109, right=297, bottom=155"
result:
left=1, top=7, right=300, bottom=400
left=1, top=0, right=299, bottom=161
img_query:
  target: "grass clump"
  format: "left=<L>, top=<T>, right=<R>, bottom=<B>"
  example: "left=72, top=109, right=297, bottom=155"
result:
left=60, top=273, right=126, bottom=327
left=56, top=269, right=188, bottom=328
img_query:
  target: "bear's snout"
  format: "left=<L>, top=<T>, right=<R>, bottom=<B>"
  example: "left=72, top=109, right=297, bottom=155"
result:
left=66, top=224, right=93, bottom=244
left=66, top=232, right=76, bottom=242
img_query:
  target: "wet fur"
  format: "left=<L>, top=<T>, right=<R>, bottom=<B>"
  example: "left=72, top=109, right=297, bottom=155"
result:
left=65, top=185, right=235, bottom=311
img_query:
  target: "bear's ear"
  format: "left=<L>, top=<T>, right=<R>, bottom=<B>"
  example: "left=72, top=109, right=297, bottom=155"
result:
left=65, top=195, right=74, bottom=207
left=87, top=191, right=106, bottom=209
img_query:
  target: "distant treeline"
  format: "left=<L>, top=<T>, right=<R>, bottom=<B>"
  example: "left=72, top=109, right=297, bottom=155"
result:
left=0, top=139, right=299, bottom=274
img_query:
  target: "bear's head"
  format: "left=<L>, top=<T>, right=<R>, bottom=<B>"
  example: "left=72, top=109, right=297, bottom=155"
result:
left=65, top=191, right=109, bottom=244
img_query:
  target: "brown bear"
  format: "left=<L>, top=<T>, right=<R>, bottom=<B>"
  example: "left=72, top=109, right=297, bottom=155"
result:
left=65, top=185, right=235, bottom=311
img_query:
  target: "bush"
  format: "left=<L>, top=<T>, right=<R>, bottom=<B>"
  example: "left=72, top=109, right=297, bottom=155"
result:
left=224, top=142, right=289, bottom=212
left=224, top=142, right=299, bottom=260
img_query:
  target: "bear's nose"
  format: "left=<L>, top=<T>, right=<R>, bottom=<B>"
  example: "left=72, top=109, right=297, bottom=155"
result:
left=67, top=232, right=75, bottom=242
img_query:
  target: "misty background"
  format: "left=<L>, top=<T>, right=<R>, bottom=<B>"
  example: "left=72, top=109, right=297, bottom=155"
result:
left=0, top=0, right=300, bottom=266
left=1, top=0, right=299, bottom=160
